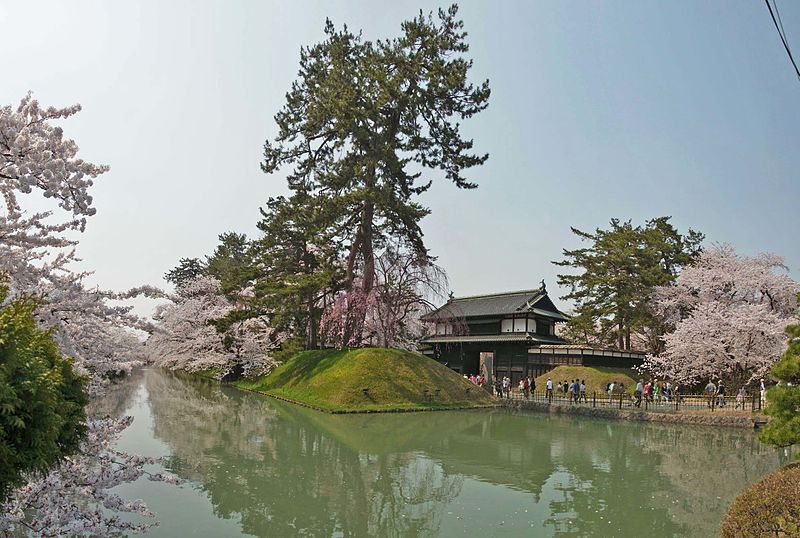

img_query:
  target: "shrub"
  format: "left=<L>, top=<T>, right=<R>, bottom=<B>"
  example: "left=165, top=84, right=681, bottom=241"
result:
left=720, top=464, right=800, bottom=537
left=0, top=287, right=88, bottom=501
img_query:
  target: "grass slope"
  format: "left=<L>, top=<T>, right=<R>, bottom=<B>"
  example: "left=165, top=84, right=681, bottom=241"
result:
left=235, top=348, right=496, bottom=412
left=534, top=365, right=639, bottom=395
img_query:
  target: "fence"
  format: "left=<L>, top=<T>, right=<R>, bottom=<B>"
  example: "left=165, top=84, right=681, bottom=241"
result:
left=489, top=388, right=763, bottom=413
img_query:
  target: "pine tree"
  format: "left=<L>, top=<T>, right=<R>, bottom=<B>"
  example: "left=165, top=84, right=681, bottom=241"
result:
left=165, top=258, right=206, bottom=289
left=250, top=193, right=342, bottom=349
left=262, top=5, right=490, bottom=344
left=554, top=217, right=703, bottom=351
left=759, top=314, right=800, bottom=456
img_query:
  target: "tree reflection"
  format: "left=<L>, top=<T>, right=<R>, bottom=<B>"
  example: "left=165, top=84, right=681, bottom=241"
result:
left=124, top=370, right=788, bottom=538
left=143, top=370, right=467, bottom=536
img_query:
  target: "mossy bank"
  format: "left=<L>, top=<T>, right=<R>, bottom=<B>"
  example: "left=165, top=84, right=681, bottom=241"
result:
left=233, top=348, right=497, bottom=413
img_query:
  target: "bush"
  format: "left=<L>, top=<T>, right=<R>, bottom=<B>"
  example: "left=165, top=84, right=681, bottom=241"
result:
left=720, top=464, right=800, bottom=537
left=0, top=287, right=88, bottom=501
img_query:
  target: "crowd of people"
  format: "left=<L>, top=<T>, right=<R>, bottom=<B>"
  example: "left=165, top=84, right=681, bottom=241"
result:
left=464, top=371, right=767, bottom=410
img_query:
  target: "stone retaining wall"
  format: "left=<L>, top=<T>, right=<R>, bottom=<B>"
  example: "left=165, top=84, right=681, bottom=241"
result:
left=500, top=399, right=766, bottom=429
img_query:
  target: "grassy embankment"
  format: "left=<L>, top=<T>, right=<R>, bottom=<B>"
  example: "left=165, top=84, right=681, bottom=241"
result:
left=534, top=365, right=639, bottom=395
left=234, top=348, right=496, bottom=413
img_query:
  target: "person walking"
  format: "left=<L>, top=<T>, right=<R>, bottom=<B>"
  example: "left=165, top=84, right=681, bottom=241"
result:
left=522, top=376, right=530, bottom=399
left=704, top=379, right=717, bottom=408
left=607, top=381, right=615, bottom=406
left=716, top=379, right=726, bottom=407
left=495, top=377, right=502, bottom=398
left=735, top=386, right=746, bottom=409
left=634, top=379, right=643, bottom=408
left=546, top=378, right=553, bottom=401
left=571, top=380, right=580, bottom=404
left=580, top=380, right=587, bottom=403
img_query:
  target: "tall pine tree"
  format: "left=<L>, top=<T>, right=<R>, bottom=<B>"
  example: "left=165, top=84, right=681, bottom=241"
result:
left=554, top=217, right=703, bottom=352
left=262, top=5, right=490, bottom=344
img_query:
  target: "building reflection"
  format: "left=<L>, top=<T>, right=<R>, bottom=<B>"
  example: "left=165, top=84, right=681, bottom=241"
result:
left=132, top=369, right=787, bottom=537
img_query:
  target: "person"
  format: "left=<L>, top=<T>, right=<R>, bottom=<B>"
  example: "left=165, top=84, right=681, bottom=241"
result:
left=704, top=379, right=717, bottom=408
left=760, top=378, right=766, bottom=407
left=735, top=386, right=746, bottom=409
left=494, top=377, right=502, bottom=398
left=503, top=376, right=511, bottom=399
left=634, top=379, right=643, bottom=408
left=643, top=381, right=651, bottom=404
left=580, top=380, right=587, bottom=403
left=523, top=376, right=530, bottom=399
left=571, top=380, right=580, bottom=404
left=653, top=382, right=661, bottom=404
left=716, top=379, right=726, bottom=407
left=607, top=381, right=615, bottom=405
left=546, top=378, right=553, bottom=401
left=664, top=382, right=672, bottom=403
left=530, top=377, right=536, bottom=398
left=556, top=381, right=563, bottom=396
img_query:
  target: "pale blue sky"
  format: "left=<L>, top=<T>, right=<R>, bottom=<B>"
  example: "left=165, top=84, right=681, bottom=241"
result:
left=2, top=0, right=798, bottom=308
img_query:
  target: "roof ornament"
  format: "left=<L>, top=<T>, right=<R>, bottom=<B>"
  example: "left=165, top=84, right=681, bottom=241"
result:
left=540, top=279, right=546, bottom=291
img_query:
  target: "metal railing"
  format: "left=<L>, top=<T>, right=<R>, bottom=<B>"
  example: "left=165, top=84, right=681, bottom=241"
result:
left=490, top=388, right=763, bottom=413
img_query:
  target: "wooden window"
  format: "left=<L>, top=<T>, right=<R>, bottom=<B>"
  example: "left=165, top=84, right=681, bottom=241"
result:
left=513, top=318, right=526, bottom=332
left=501, top=319, right=513, bottom=333
left=536, top=320, right=552, bottom=336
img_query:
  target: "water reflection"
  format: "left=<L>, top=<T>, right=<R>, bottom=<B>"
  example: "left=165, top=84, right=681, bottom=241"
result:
left=116, top=369, right=789, bottom=537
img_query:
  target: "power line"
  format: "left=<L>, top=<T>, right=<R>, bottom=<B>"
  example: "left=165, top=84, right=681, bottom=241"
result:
left=764, top=0, right=800, bottom=81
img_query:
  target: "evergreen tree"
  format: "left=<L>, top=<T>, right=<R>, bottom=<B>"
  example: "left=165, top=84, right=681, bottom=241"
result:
left=554, top=217, right=702, bottom=351
left=165, top=257, right=206, bottom=289
left=250, top=193, right=342, bottom=349
left=262, top=5, right=490, bottom=344
left=205, top=232, right=256, bottom=298
left=0, top=285, right=87, bottom=501
left=759, top=314, right=800, bottom=457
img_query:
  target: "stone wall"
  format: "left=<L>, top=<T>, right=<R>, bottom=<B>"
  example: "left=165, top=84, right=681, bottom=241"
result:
left=499, top=399, right=766, bottom=429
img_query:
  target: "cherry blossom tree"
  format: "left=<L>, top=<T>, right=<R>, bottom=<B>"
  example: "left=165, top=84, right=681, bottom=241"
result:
left=319, top=246, right=450, bottom=350
left=147, top=276, right=278, bottom=378
left=643, top=244, right=799, bottom=387
left=1, top=95, right=176, bottom=534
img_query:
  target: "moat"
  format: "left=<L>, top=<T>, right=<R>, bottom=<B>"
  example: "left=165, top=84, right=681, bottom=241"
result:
left=98, top=368, right=792, bottom=537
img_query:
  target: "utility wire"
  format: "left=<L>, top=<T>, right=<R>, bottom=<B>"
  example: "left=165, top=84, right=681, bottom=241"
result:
left=764, top=0, right=800, bottom=81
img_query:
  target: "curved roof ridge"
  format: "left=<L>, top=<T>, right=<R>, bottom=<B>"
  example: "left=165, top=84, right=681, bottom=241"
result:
left=452, top=288, right=543, bottom=301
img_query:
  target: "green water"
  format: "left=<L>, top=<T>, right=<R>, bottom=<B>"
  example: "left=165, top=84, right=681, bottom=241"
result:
left=98, top=368, right=792, bottom=537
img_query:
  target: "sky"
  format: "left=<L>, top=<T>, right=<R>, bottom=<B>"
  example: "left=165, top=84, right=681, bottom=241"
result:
left=2, top=0, right=799, bottom=312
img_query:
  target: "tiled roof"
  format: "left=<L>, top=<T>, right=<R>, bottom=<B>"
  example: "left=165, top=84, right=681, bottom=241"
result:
left=419, top=333, right=566, bottom=344
left=421, top=288, right=569, bottom=321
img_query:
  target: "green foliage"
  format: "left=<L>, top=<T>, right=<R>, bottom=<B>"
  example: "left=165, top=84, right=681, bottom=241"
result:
left=164, top=257, right=206, bottom=289
left=205, top=232, right=256, bottom=298
left=554, top=217, right=703, bottom=352
left=0, top=286, right=88, bottom=501
left=759, top=321, right=800, bottom=456
left=720, top=464, right=800, bottom=537
left=262, top=5, right=490, bottom=341
left=234, top=348, right=495, bottom=412
left=249, top=194, right=342, bottom=349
